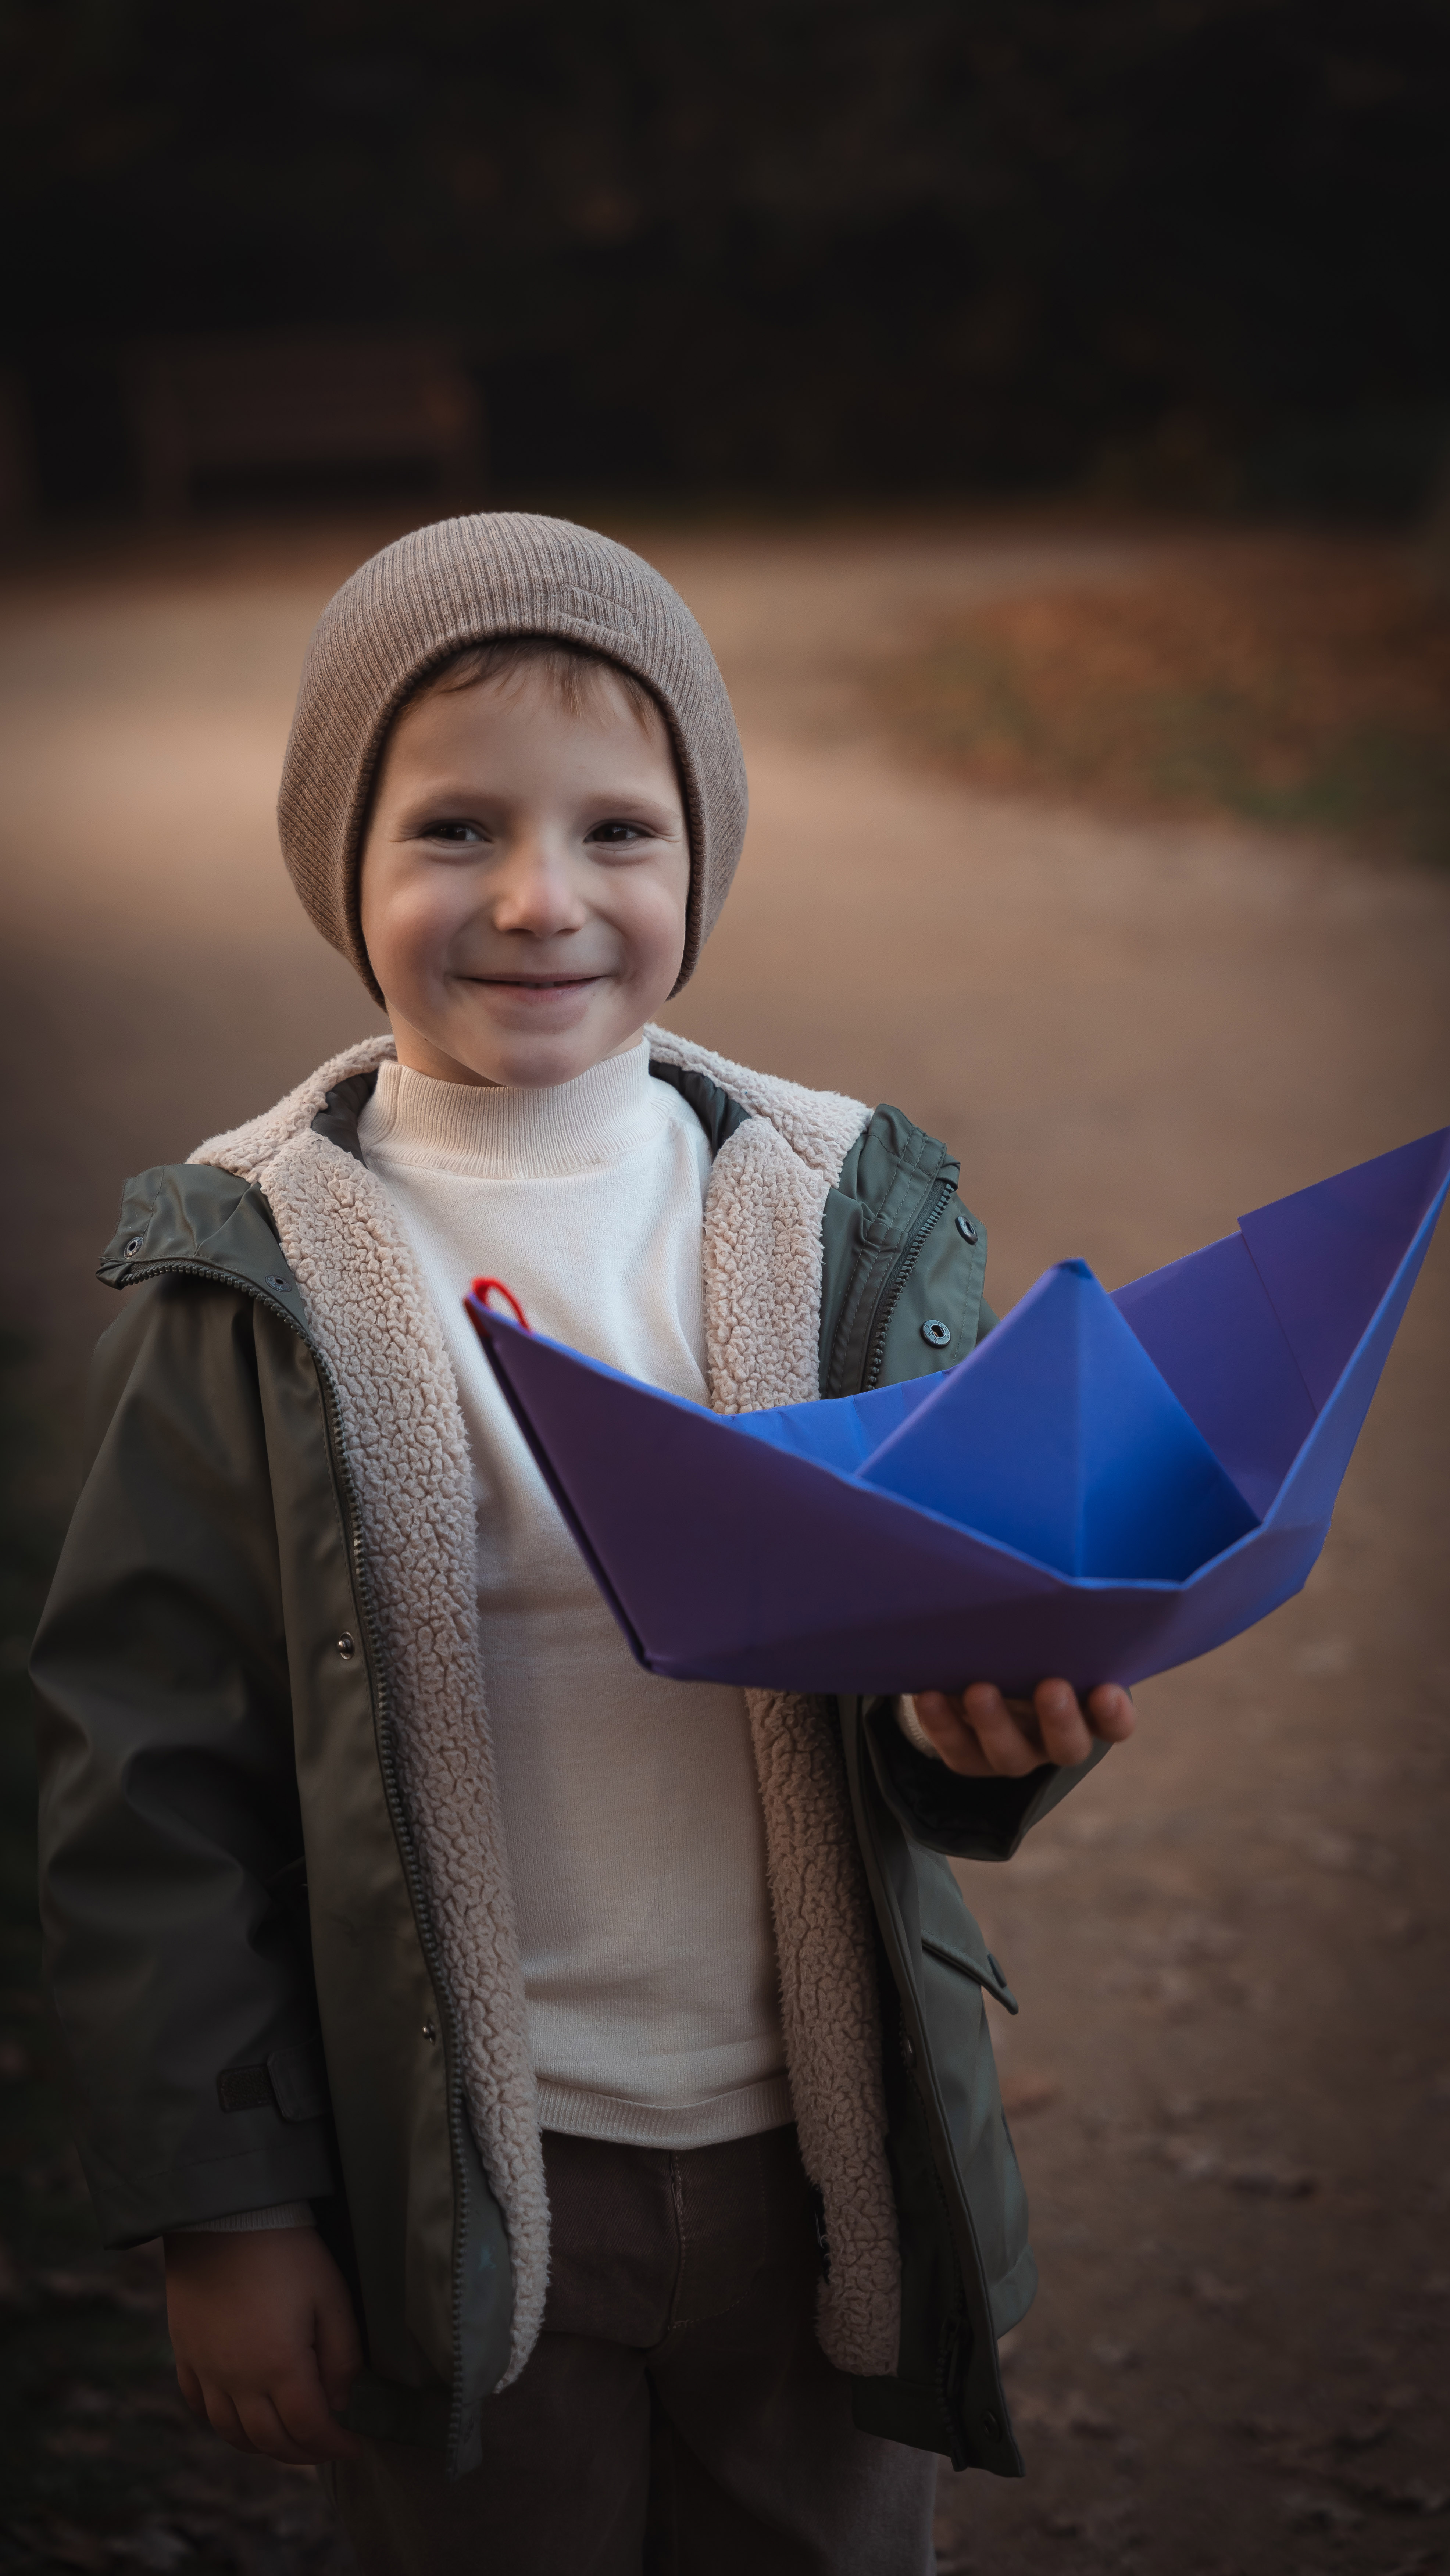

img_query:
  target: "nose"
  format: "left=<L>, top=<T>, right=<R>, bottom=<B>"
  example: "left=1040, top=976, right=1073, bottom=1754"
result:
left=489, top=831, right=589, bottom=940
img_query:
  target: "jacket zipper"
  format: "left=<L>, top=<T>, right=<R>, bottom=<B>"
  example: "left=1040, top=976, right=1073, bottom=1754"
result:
left=121, top=1259, right=475, bottom=2469
left=860, top=1178, right=957, bottom=1391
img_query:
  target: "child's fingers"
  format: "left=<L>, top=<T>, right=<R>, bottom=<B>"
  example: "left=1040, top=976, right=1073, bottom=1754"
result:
left=1085, top=1682, right=1136, bottom=1741
left=908, top=1691, right=990, bottom=1773
left=913, top=1682, right=1134, bottom=1777
left=195, top=2382, right=262, bottom=2454
left=273, top=2361, right=365, bottom=2463
left=232, top=2388, right=324, bottom=2466
left=190, top=2369, right=356, bottom=2467
left=174, top=2359, right=209, bottom=2426
left=161, top=2234, right=365, bottom=2465
left=961, top=1685, right=1046, bottom=1777
left=908, top=1700, right=983, bottom=1773
left=1032, top=1680, right=1095, bottom=1767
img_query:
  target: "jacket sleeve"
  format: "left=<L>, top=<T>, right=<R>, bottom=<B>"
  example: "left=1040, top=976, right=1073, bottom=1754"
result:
left=862, top=1694, right=1111, bottom=1861
left=32, top=1276, right=335, bottom=2246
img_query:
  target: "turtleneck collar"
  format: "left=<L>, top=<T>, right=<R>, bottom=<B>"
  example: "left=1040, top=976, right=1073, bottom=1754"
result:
left=359, top=1038, right=664, bottom=1180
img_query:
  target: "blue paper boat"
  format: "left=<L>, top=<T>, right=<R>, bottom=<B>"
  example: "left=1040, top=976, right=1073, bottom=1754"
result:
left=464, top=1130, right=1450, bottom=1697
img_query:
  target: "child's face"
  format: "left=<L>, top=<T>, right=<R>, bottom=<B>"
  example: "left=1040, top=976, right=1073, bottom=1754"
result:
left=360, top=665, right=691, bottom=1088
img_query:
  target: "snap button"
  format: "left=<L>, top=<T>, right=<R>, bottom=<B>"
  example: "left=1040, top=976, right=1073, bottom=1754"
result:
left=265, top=1274, right=292, bottom=1293
left=123, top=1236, right=144, bottom=1258
left=921, top=1318, right=952, bottom=1348
left=955, top=1210, right=978, bottom=1243
left=336, top=1633, right=356, bottom=1661
left=421, top=2021, right=438, bottom=2043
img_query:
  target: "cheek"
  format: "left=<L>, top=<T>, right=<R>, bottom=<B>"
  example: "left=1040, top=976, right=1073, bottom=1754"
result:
left=614, top=859, right=691, bottom=984
left=360, top=861, right=469, bottom=991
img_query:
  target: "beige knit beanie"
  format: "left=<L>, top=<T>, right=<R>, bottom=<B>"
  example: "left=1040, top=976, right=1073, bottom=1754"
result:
left=278, top=513, right=749, bottom=1003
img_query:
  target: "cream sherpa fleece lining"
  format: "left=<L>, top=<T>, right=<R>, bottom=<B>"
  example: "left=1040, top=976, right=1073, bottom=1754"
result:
left=192, top=1028, right=901, bottom=2387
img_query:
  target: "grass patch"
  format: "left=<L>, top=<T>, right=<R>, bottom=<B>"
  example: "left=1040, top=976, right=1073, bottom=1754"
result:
left=872, top=539, right=1450, bottom=863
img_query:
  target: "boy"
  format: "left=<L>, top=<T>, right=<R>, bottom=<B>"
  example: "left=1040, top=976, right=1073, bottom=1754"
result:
left=33, top=515, right=1133, bottom=2576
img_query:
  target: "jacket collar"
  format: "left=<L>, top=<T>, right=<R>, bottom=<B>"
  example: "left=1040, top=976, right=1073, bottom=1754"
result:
left=182, top=1024, right=867, bottom=1190
left=305, top=1056, right=753, bottom=1171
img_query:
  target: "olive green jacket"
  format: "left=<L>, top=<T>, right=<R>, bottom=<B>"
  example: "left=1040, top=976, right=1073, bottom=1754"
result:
left=33, top=1031, right=1103, bottom=2480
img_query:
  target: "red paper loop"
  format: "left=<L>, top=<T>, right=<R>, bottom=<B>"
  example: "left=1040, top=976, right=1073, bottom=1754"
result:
left=469, top=1277, right=531, bottom=1331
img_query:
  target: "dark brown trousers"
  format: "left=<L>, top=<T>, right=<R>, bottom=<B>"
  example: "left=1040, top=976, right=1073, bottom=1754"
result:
left=327, top=2124, right=936, bottom=2576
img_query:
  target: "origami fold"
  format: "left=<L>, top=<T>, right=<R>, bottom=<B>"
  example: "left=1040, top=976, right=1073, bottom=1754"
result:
left=464, top=1130, right=1450, bottom=1697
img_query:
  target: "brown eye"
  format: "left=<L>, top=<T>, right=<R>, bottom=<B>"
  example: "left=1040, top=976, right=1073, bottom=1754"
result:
left=424, top=819, right=485, bottom=844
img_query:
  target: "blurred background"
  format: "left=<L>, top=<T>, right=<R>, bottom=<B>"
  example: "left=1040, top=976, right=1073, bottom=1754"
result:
left=2, top=5, right=1449, bottom=2572
left=3, top=0, right=1450, bottom=521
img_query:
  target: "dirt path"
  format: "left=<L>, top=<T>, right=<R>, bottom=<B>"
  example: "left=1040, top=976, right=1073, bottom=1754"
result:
left=3, top=516, right=1448, bottom=2575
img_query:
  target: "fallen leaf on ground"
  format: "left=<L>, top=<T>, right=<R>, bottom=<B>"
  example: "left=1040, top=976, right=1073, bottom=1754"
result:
left=1082, top=2498, right=1144, bottom=2545
left=1061, top=2389, right=1119, bottom=2440
left=46, top=2427, right=115, bottom=2458
left=109, top=2526, right=194, bottom=2571
left=1239, top=2411, right=1313, bottom=2444
left=1005, top=2387, right=1119, bottom=2439
left=1280, top=2486, right=1366, bottom=2531
left=1343, top=2473, right=1450, bottom=2515
left=1000, top=2072, right=1060, bottom=2117
left=1295, top=1638, right=1354, bottom=1677
left=1330, top=2412, right=1393, bottom=2451
left=59, top=2383, right=118, bottom=2419
left=1162, top=2135, right=1221, bottom=2180
left=31, top=2524, right=108, bottom=2572
left=1228, top=2159, right=1319, bottom=2197
left=1189, top=2269, right=1248, bottom=2310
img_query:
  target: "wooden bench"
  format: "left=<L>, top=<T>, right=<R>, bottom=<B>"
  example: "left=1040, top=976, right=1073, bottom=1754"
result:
left=125, top=332, right=484, bottom=517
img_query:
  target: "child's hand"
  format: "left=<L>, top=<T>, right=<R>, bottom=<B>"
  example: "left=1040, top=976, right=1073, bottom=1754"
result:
left=164, top=2226, right=365, bottom=2466
left=907, top=1679, right=1135, bottom=1777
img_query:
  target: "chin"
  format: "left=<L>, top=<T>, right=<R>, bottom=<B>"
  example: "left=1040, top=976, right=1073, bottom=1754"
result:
left=469, top=1020, right=625, bottom=1089
left=488, top=1046, right=593, bottom=1089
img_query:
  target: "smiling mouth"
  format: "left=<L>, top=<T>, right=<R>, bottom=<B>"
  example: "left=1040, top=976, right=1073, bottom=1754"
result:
left=468, top=973, right=602, bottom=988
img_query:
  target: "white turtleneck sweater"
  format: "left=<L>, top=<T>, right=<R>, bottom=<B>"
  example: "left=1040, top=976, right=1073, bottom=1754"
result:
left=356, top=1041, right=792, bottom=2149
